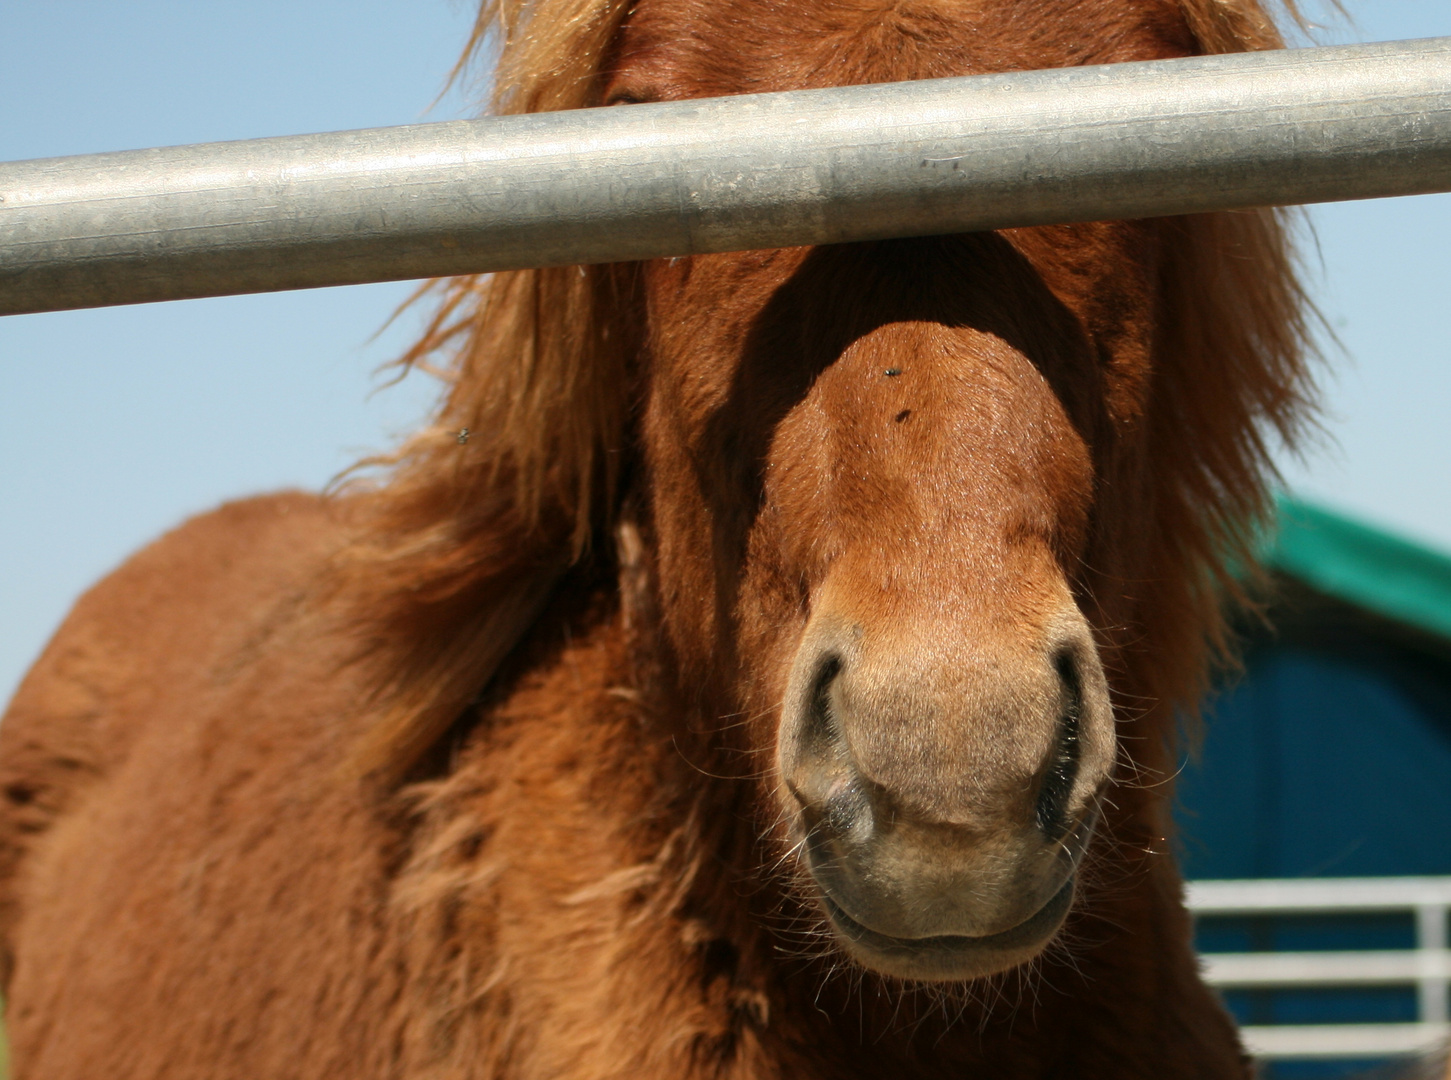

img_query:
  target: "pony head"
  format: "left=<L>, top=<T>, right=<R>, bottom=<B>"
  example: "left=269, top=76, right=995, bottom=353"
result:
left=344, top=0, right=1314, bottom=984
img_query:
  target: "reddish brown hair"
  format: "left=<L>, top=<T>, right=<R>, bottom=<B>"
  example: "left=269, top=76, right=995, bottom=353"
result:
left=337, top=0, right=1317, bottom=781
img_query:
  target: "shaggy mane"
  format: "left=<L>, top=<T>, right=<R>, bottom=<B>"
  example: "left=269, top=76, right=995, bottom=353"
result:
left=337, top=0, right=1318, bottom=782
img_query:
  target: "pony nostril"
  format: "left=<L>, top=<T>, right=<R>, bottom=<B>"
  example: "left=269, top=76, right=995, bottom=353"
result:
left=1034, top=650, right=1083, bottom=838
left=790, top=655, right=876, bottom=843
left=786, top=654, right=847, bottom=813
left=803, top=654, right=842, bottom=749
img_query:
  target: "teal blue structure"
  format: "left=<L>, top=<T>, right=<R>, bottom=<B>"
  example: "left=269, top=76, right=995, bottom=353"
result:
left=1177, top=499, right=1451, bottom=881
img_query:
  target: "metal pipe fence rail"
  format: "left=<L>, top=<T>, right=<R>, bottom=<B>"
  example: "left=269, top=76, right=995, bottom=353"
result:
left=1187, top=876, right=1451, bottom=1061
left=2, top=36, right=1450, bottom=316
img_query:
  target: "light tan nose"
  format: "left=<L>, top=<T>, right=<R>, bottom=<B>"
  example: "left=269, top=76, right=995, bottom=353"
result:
left=783, top=603, right=1114, bottom=835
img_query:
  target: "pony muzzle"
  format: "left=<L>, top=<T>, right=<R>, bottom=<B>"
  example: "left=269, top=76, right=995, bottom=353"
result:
left=778, top=606, right=1114, bottom=981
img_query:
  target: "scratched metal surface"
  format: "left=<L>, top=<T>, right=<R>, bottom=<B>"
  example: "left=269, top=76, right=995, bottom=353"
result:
left=2, top=36, right=1450, bottom=315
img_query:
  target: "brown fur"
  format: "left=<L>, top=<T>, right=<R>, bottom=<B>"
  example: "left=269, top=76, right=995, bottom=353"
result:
left=0, top=0, right=1317, bottom=1075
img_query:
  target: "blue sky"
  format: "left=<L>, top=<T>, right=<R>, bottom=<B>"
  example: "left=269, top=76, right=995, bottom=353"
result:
left=2, top=1, right=1449, bottom=703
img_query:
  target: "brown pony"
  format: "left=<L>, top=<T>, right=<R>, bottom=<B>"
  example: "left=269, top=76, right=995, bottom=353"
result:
left=0, top=0, right=1314, bottom=1075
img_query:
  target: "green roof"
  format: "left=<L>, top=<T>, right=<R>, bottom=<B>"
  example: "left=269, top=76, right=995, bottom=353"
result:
left=1268, top=498, right=1451, bottom=642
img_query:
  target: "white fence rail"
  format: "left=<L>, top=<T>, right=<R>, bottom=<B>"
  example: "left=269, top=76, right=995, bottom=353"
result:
left=1186, top=876, right=1451, bottom=1061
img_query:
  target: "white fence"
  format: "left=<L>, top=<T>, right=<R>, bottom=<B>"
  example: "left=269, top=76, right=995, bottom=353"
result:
left=1187, top=876, right=1451, bottom=1060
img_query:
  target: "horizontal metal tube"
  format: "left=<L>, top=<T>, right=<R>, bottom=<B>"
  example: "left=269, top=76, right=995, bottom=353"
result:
left=3, top=37, right=1450, bottom=316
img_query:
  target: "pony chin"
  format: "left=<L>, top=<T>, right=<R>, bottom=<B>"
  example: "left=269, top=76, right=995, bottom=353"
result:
left=819, top=875, right=1077, bottom=982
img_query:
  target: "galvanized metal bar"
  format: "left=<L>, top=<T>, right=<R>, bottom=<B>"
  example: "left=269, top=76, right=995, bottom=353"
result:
left=3, top=36, right=1450, bottom=316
